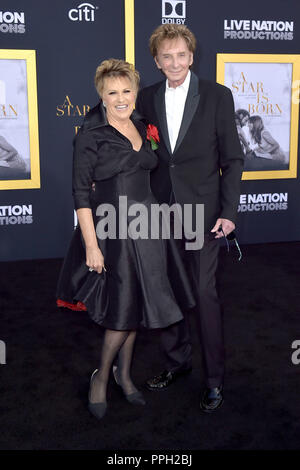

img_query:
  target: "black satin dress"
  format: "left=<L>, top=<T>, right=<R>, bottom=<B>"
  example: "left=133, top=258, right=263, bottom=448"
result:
left=56, top=103, right=194, bottom=330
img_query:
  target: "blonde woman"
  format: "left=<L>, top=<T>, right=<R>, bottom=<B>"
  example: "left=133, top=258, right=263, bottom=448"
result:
left=56, top=59, right=194, bottom=420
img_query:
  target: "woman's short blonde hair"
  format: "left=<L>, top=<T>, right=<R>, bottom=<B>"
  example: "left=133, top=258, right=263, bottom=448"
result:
left=94, top=58, right=140, bottom=97
left=149, top=24, right=196, bottom=58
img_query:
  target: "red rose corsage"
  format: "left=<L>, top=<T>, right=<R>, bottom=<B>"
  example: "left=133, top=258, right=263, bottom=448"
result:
left=147, top=124, right=160, bottom=150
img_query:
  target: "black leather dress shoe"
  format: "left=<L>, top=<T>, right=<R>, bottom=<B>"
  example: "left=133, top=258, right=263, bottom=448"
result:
left=146, top=368, right=192, bottom=391
left=200, top=386, right=223, bottom=412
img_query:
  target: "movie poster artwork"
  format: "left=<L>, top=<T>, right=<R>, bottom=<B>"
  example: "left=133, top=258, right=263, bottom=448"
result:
left=217, top=54, right=300, bottom=180
left=0, top=50, right=40, bottom=190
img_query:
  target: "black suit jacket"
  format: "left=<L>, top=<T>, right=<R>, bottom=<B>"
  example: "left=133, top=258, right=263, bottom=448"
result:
left=136, top=71, right=244, bottom=233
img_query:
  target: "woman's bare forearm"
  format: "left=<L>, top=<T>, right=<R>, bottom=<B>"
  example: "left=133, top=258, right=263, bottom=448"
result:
left=76, top=207, right=98, bottom=249
left=76, top=207, right=105, bottom=272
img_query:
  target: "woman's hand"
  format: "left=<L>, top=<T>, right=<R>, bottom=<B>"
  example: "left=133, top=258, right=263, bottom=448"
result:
left=76, top=208, right=105, bottom=274
left=86, top=246, right=105, bottom=274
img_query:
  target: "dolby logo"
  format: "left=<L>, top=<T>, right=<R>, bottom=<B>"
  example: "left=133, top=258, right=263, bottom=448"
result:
left=68, top=3, right=98, bottom=22
left=162, top=0, right=186, bottom=24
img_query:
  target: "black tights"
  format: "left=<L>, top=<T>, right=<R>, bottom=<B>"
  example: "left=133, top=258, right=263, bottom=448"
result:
left=89, top=329, right=137, bottom=403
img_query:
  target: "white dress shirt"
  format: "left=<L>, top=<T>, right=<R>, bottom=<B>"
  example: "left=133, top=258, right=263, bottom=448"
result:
left=165, top=70, right=191, bottom=153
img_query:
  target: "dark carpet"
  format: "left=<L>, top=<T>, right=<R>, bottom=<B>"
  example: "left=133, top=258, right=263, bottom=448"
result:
left=0, top=242, right=300, bottom=450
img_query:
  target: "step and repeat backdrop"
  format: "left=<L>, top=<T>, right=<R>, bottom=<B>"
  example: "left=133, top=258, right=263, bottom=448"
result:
left=0, top=0, right=300, bottom=261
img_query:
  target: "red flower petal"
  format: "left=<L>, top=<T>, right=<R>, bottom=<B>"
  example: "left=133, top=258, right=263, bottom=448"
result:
left=56, top=299, right=87, bottom=311
left=147, top=124, right=160, bottom=143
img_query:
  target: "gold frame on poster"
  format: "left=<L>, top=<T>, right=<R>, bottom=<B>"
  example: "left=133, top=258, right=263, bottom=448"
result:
left=217, top=53, right=300, bottom=180
left=125, top=0, right=135, bottom=65
left=0, top=49, right=40, bottom=190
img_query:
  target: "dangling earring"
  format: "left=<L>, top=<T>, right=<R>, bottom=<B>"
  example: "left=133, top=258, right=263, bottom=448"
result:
left=103, top=101, right=106, bottom=108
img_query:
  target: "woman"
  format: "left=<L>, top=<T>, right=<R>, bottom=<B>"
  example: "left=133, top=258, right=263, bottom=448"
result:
left=56, top=59, right=194, bottom=420
left=247, top=115, right=286, bottom=162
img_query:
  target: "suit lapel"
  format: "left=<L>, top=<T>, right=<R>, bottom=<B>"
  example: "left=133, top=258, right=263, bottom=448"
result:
left=154, top=82, right=172, bottom=155
left=173, top=71, right=200, bottom=155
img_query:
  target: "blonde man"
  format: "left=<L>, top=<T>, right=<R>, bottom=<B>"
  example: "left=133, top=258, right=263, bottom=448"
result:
left=137, top=24, right=244, bottom=412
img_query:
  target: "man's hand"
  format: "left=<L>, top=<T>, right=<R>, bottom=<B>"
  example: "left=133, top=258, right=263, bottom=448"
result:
left=211, top=218, right=235, bottom=239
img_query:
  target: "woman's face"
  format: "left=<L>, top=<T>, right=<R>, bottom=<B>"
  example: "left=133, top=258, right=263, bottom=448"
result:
left=247, top=121, right=253, bottom=131
left=101, top=76, right=136, bottom=123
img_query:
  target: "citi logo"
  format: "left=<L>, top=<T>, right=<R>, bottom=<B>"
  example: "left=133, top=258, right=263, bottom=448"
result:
left=162, top=0, right=186, bottom=25
left=68, top=3, right=98, bottom=22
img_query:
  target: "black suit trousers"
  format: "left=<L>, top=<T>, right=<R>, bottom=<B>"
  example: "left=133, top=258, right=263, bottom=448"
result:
left=160, top=234, right=225, bottom=388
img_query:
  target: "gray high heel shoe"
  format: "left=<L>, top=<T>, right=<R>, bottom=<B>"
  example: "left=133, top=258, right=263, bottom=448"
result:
left=88, top=369, right=107, bottom=419
left=112, top=365, right=146, bottom=406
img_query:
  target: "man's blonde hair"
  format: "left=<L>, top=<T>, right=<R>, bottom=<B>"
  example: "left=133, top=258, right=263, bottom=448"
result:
left=94, top=58, right=140, bottom=97
left=149, top=24, right=196, bottom=58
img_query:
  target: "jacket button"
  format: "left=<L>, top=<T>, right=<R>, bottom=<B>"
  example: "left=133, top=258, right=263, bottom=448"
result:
left=170, top=164, right=175, bottom=168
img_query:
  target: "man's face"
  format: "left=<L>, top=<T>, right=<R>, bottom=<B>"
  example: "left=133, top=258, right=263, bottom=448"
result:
left=154, top=37, right=193, bottom=88
left=241, top=115, right=249, bottom=127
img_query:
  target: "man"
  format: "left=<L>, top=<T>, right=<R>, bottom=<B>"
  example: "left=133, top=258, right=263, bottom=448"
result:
left=235, top=109, right=251, bottom=155
left=136, top=24, right=244, bottom=412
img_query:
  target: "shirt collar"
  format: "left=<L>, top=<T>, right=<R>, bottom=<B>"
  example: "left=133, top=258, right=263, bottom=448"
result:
left=166, top=70, right=191, bottom=92
left=82, top=101, right=145, bottom=133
